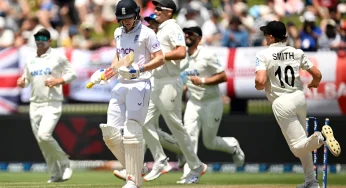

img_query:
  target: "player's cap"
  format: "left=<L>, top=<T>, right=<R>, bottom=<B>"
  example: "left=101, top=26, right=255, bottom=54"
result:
left=144, top=13, right=157, bottom=23
left=152, top=0, right=177, bottom=14
left=183, top=26, right=202, bottom=37
left=34, top=28, right=51, bottom=40
left=260, top=20, right=286, bottom=39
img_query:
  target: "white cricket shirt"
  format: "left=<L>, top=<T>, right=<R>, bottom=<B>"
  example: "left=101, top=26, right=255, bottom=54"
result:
left=114, top=21, right=161, bottom=82
left=153, top=19, right=186, bottom=78
left=255, top=42, right=313, bottom=102
left=181, top=46, right=224, bottom=101
left=22, top=48, right=77, bottom=103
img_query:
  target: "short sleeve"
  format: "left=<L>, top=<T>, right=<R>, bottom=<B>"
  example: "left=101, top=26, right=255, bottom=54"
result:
left=146, top=29, right=161, bottom=53
left=300, top=53, right=313, bottom=71
left=207, top=53, right=224, bottom=74
left=255, top=52, right=267, bottom=72
left=168, top=26, right=186, bottom=47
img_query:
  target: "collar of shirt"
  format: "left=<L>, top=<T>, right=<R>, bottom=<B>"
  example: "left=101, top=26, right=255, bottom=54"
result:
left=269, top=42, right=287, bottom=47
left=122, top=21, right=142, bottom=34
left=189, top=46, right=201, bottom=58
left=158, top=19, right=177, bottom=30
left=36, top=47, right=52, bottom=58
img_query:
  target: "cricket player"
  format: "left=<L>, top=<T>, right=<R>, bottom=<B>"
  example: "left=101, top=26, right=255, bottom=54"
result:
left=89, top=0, right=164, bottom=187
left=144, top=13, right=159, bottom=33
left=141, top=0, right=207, bottom=184
left=17, top=28, right=76, bottom=183
left=179, top=26, right=245, bottom=178
left=255, top=21, right=341, bottom=188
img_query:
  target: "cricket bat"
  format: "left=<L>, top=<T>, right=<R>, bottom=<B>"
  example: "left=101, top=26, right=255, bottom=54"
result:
left=86, top=51, right=135, bottom=89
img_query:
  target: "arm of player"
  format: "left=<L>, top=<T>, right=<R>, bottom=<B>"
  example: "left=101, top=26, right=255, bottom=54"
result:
left=190, top=71, right=227, bottom=86
left=255, top=70, right=267, bottom=90
left=17, top=62, right=30, bottom=88
left=45, top=56, right=77, bottom=88
left=164, top=46, right=186, bottom=60
left=140, top=50, right=164, bottom=72
left=306, top=66, right=322, bottom=88
left=255, top=54, right=267, bottom=90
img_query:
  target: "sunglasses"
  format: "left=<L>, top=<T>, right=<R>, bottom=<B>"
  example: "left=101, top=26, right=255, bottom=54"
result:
left=35, top=35, right=49, bottom=42
left=155, top=6, right=172, bottom=11
left=184, top=31, right=199, bottom=37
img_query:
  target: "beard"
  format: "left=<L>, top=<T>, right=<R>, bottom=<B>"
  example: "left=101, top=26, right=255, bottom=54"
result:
left=186, top=39, right=196, bottom=47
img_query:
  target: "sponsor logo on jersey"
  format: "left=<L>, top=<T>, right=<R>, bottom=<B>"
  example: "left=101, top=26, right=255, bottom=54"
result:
left=152, top=42, right=160, bottom=49
left=30, top=68, right=51, bottom=76
left=117, top=48, right=134, bottom=55
left=134, top=35, right=139, bottom=42
left=184, top=69, right=199, bottom=76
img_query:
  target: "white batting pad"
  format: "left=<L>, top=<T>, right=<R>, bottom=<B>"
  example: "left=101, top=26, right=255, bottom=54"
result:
left=123, top=120, right=144, bottom=187
left=100, top=124, right=126, bottom=168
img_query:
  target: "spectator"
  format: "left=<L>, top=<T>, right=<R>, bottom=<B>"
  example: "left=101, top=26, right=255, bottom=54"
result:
left=61, top=25, right=79, bottom=48
left=318, top=19, right=341, bottom=51
left=0, top=0, right=30, bottom=32
left=221, top=15, right=249, bottom=47
left=176, top=0, right=210, bottom=28
left=312, top=0, right=338, bottom=18
left=72, top=22, right=109, bottom=50
left=20, top=16, right=44, bottom=48
left=75, top=0, right=104, bottom=34
left=300, top=11, right=321, bottom=51
left=287, top=21, right=301, bottom=49
left=201, top=9, right=223, bottom=46
left=0, top=16, right=15, bottom=49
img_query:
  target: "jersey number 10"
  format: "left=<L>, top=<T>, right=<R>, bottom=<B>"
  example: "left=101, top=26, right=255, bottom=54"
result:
left=275, top=65, right=295, bottom=88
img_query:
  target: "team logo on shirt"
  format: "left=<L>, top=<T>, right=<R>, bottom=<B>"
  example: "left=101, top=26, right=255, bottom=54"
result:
left=30, top=68, right=51, bottom=76
left=152, top=42, right=160, bottom=49
left=177, top=33, right=183, bottom=42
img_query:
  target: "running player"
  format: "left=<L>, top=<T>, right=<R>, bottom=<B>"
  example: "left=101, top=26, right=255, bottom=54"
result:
left=255, top=20, right=341, bottom=188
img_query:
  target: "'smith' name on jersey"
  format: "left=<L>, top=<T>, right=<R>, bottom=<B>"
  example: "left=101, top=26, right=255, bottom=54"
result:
left=272, top=52, right=294, bottom=60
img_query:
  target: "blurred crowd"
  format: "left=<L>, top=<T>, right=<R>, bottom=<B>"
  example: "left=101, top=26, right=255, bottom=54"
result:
left=1, top=0, right=346, bottom=52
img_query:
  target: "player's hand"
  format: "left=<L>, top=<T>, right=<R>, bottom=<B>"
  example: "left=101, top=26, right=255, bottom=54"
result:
left=90, top=69, right=105, bottom=84
left=17, top=77, right=26, bottom=88
left=188, top=76, right=203, bottom=86
left=307, top=80, right=319, bottom=89
left=45, top=77, right=63, bottom=88
left=118, top=66, right=140, bottom=80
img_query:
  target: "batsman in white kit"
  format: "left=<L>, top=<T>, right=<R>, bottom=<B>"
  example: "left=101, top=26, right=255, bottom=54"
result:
left=255, top=21, right=341, bottom=188
left=141, top=0, right=207, bottom=184
left=88, top=0, right=164, bottom=187
left=17, top=28, right=76, bottom=183
left=179, top=26, right=245, bottom=177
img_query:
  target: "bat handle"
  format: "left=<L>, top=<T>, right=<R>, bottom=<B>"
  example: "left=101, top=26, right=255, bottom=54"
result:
left=86, top=82, right=95, bottom=89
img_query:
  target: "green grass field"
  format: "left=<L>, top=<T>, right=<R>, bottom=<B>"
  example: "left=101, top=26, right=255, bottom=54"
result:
left=1, top=172, right=346, bottom=188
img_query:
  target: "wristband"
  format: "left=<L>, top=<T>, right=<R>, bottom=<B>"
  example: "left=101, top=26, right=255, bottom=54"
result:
left=201, top=77, right=206, bottom=84
left=139, top=65, right=145, bottom=73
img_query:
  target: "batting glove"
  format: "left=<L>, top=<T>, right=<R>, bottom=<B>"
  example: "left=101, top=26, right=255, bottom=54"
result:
left=118, top=65, right=142, bottom=80
left=90, top=69, right=105, bottom=84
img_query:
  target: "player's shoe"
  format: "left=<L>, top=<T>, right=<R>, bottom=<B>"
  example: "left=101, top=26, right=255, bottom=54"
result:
left=229, top=138, right=245, bottom=167
left=61, top=166, right=73, bottom=181
left=321, top=125, right=341, bottom=157
left=114, top=165, right=149, bottom=180
left=122, top=180, right=137, bottom=188
left=176, top=163, right=207, bottom=184
left=47, top=176, right=62, bottom=183
left=296, top=180, right=320, bottom=188
left=144, top=157, right=172, bottom=181
left=177, top=154, right=186, bottom=168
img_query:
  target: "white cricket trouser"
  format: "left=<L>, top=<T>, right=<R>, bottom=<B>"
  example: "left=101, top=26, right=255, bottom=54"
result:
left=107, top=80, right=151, bottom=127
left=30, top=101, right=69, bottom=178
left=143, top=77, right=202, bottom=170
left=184, top=97, right=236, bottom=153
left=272, top=90, right=322, bottom=182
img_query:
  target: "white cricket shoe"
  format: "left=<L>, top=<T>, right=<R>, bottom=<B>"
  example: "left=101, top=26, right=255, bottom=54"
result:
left=61, top=167, right=73, bottom=181
left=296, top=180, right=320, bottom=188
left=322, top=125, right=341, bottom=157
left=122, top=180, right=137, bottom=188
left=144, top=158, right=172, bottom=181
left=114, top=164, right=149, bottom=180
left=176, top=163, right=207, bottom=184
left=229, top=138, right=245, bottom=167
left=47, top=177, right=62, bottom=183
